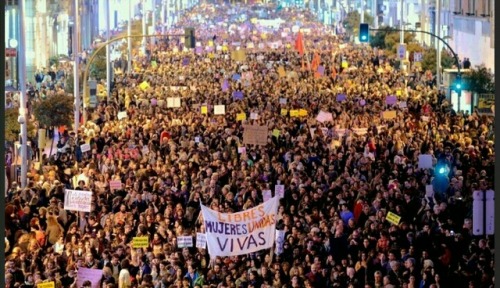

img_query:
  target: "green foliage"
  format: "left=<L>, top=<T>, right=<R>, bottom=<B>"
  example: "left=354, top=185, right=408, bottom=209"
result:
left=90, top=48, right=107, bottom=80
left=49, top=56, right=59, bottom=68
left=370, top=26, right=394, bottom=49
left=343, top=11, right=374, bottom=36
left=33, top=94, right=74, bottom=128
left=420, top=48, right=456, bottom=74
left=5, top=108, right=36, bottom=142
left=464, top=66, right=495, bottom=93
left=384, top=31, right=417, bottom=55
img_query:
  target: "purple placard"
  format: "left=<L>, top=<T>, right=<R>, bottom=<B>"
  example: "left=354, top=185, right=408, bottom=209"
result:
left=233, top=91, right=243, bottom=100
left=222, top=79, right=229, bottom=92
left=195, top=47, right=203, bottom=54
left=386, top=95, right=397, bottom=105
left=359, top=99, right=366, bottom=106
left=151, top=98, right=157, bottom=106
left=232, top=73, right=241, bottom=81
left=336, top=94, right=347, bottom=102
left=317, top=65, right=325, bottom=76
left=182, top=57, right=190, bottom=66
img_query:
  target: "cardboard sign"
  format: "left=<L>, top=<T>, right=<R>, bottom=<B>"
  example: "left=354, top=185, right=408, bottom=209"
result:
left=386, top=211, right=401, bottom=226
left=132, top=236, right=149, bottom=248
left=167, top=97, right=181, bottom=108
left=242, top=125, right=268, bottom=146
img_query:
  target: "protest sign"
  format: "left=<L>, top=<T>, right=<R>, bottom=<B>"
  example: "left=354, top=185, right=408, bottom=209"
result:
left=214, top=105, right=226, bottom=115
left=275, top=230, right=286, bottom=255
left=386, top=95, right=397, bottom=105
left=200, top=196, right=279, bottom=257
left=167, top=97, right=181, bottom=108
left=109, top=180, right=122, bottom=191
left=132, top=236, right=149, bottom=248
left=418, top=154, right=433, bottom=169
left=382, top=111, right=397, bottom=120
left=177, top=236, right=193, bottom=248
left=80, top=143, right=91, bottom=153
left=64, top=190, right=92, bottom=212
left=37, top=282, right=55, bottom=288
left=117, top=111, right=128, bottom=120
left=236, top=113, right=247, bottom=121
left=386, top=212, right=401, bottom=226
left=242, top=125, right=268, bottom=146
left=196, top=233, right=207, bottom=249
left=316, top=111, right=333, bottom=123
left=77, top=268, right=102, bottom=288
left=275, top=184, right=285, bottom=198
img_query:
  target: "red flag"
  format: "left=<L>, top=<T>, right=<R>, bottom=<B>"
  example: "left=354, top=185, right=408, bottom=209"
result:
left=311, top=52, right=320, bottom=72
left=295, top=32, right=304, bottom=56
left=331, top=66, right=337, bottom=78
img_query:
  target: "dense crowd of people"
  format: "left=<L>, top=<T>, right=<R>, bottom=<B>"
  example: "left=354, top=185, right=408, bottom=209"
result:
left=5, top=2, right=495, bottom=288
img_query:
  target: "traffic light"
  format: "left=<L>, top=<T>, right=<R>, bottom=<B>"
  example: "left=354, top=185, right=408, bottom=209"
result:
left=184, top=27, right=195, bottom=49
left=359, top=23, right=369, bottom=42
left=453, top=74, right=463, bottom=92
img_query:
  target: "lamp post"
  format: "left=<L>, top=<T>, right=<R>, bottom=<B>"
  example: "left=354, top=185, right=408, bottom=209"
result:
left=128, top=0, right=132, bottom=74
left=73, top=0, right=80, bottom=132
left=105, top=0, right=111, bottom=102
left=18, top=0, right=28, bottom=189
left=436, top=0, right=441, bottom=88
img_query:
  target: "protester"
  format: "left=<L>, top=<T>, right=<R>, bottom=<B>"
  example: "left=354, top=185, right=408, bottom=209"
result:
left=5, top=2, right=495, bottom=288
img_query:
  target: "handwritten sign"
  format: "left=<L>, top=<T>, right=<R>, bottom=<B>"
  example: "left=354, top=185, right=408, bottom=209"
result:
left=64, top=190, right=92, bottom=212
left=177, top=236, right=193, bottom=248
left=242, top=125, right=268, bottom=146
left=132, top=236, right=149, bottom=248
left=386, top=211, right=401, bottom=226
left=80, top=143, right=91, bottom=153
left=196, top=233, right=207, bottom=249
left=200, top=196, right=279, bottom=256
left=109, top=180, right=122, bottom=191
left=275, top=185, right=285, bottom=198
left=37, top=282, right=55, bottom=288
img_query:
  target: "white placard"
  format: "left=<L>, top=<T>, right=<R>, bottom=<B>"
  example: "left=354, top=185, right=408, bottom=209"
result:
left=167, top=97, right=181, bottom=108
left=177, top=236, right=193, bottom=248
left=238, top=146, right=246, bottom=154
left=214, top=105, right=226, bottom=115
left=195, top=136, right=201, bottom=143
left=275, top=230, right=286, bottom=255
left=64, top=189, right=92, bottom=212
left=80, top=144, right=91, bottom=153
left=117, top=111, right=128, bottom=120
left=250, top=112, right=259, bottom=120
left=196, top=233, right=207, bottom=249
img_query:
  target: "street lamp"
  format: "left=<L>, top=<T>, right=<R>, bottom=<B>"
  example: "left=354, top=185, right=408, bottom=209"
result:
left=18, top=0, right=28, bottom=189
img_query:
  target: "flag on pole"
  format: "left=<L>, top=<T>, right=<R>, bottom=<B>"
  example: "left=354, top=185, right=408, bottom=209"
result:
left=294, top=32, right=304, bottom=56
left=311, top=52, right=320, bottom=72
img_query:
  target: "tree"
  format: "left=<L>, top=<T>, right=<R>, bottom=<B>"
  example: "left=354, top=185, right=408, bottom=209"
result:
left=420, top=48, right=455, bottom=74
left=33, top=94, right=74, bottom=156
left=343, top=11, right=374, bottom=36
left=370, top=26, right=394, bottom=49
left=5, top=108, right=36, bottom=143
left=464, top=66, right=495, bottom=93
